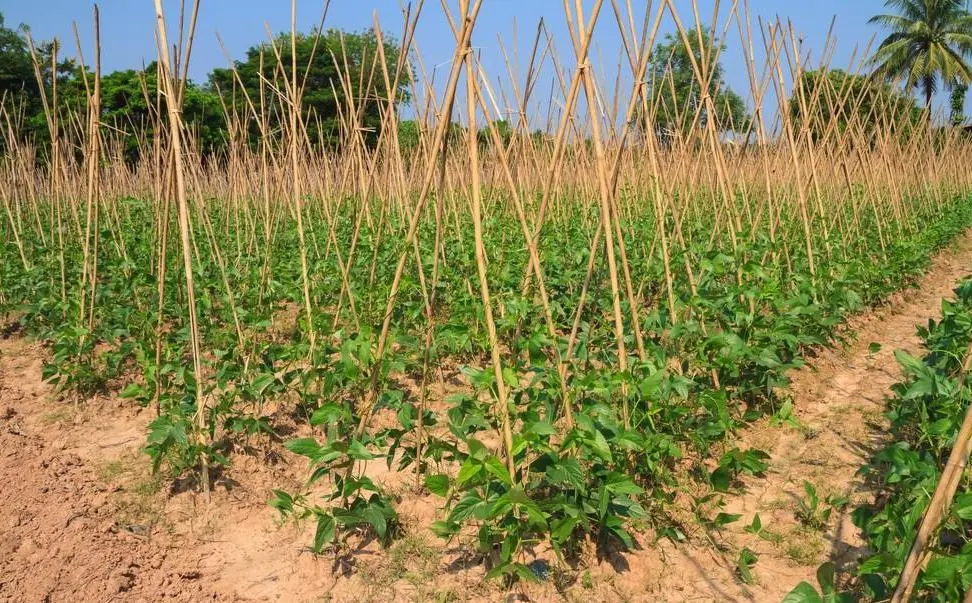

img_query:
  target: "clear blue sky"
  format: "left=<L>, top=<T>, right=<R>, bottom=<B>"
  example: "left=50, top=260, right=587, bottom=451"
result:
left=4, top=1, right=970, bottom=123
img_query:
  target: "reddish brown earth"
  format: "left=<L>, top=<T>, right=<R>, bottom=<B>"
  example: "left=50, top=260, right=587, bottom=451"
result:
left=1, top=231, right=971, bottom=602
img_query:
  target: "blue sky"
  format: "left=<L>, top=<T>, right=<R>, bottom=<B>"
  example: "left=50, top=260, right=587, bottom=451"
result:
left=4, top=1, right=969, bottom=124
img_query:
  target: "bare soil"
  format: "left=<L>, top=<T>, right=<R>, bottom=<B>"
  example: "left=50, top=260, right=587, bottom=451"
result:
left=1, top=232, right=971, bottom=603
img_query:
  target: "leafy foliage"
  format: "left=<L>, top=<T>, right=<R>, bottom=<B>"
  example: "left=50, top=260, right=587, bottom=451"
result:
left=4, top=186, right=972, bottom=584
left=0, top=13, right=405, bottom=157
left=852, top=277, right=972, bottom=600
left=790, top=69, right=923, bottom=142
left=869, top=0, right=972, bottom=113
left=645, top=28, right=750, bottom=140
left=208, top=28, right=407, bottom=149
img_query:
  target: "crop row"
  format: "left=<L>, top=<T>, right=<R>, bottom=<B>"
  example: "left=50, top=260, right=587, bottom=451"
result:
left=3, top=189, right=972, bottom=580
left=846, top=276, right=972, bottom=600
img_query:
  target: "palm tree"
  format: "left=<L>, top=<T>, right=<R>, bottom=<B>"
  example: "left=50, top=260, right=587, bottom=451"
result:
left=869, top=0, right=972, bottom=120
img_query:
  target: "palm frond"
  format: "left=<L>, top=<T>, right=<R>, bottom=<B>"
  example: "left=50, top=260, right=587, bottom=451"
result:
left=869, top=0, right=972, bottom=103
left=869, top=14, right=917, bottom=32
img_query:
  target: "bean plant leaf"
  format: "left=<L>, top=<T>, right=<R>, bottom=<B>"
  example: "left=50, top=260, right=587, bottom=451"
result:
left=312, top=514, right=336, bottom=554
left=457, top=459, right=483, bottom=486
left=782, top=582, right=823, bottom=603
left=425, top=474, right=450, bottom=497
left=285, top=438, right=322, bottom=459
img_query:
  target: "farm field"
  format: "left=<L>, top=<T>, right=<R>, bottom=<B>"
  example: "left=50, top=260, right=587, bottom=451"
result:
left=1, top=235, right=971, bottom=601
left=2, top=0, right=972, bottom=601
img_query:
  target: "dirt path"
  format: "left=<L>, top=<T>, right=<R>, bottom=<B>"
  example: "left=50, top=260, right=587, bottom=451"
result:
left=1, top=232, right=971, bottom=603
left=0, top=335, right=340, bottom=602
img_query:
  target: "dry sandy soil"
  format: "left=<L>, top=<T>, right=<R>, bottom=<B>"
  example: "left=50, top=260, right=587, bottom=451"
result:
left=2, top=232, right=971, bottom=602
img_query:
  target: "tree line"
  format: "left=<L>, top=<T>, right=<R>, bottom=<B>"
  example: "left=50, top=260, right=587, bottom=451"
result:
left=2, top=0, right=970, bottom=162
left=0, top=12, right=407, bottom=161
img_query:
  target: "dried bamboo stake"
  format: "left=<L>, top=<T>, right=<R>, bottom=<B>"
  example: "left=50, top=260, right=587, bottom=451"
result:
left=568, top=0, right=633, bottom=427
left=288, top=0, right=316, bottom=354
left=439, top=4, right=575, bottom=425
left=74, top=9, right=101, bottom=333
left=473, top=66, right=575, bottom=426
left=785, top=22, right=835, bottom=260
left=520, top=0, right=600, bottom=290
left=153, top=0, right=209, bottom=497
left=609, top=0, right=675, bottom=324
left=0, top=113, right=30, bottom=272
left=24, top=33, right=63, bottom=298
left=351, top=0, right=483, bottom=442
left=566, top=1, right=648, bottom=363
left=764, top=20, right=817, bottom=285
left=464, top=30, right=516, bottom=477
left=738, top=0, right=778, bottom=254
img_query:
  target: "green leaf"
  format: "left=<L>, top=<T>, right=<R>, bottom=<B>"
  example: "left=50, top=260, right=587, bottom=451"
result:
left=484, top=562, right=511, bottom=582
left=251, top=372, right=276, bottom=397
left=501, top=366, right=519, bottom=388
left=285, top=437, right=321, bottom=459
left=606, top=475, right=644, bottom=496
left=710, top=465, right=732, bottom=492
left=361, top=503, right=388, bottom=538
left=551, top=517, right=579, bottom=543
left=736, top=547, right=758, bottom=585
left=527, top=420, right=557, bottom=437
left=430, top=520, right=459, bottom=538
left=310, top=403, right=346, bottom=426
left=923, top=556, right=965, bottom=584
left=268, top=489, right=294, bottom=515
left=588, top=428, right=613, bottom=462
left=894, top=350, right=925, bottom=375
left=816, top=562, right=837, bottom=600
left=545, top=458, right=585, bottom=490
left=466, top=438, right=488, bottom=460
left=483, top=456, right=512, bottom=487
left=485, top=562, right=539, bottom=583
left=782, top=582, right=823, bottom=603
left=512, top=562, right=540, bottom=583
left=457, top=459, right=483, bottom=486
left=119, top=383, right=142, bottom=399
left=425, top=474, right=450, bottom=497
left=347, top=439, right=376, bottom=460
left=450, top=493, right=484, bottom=522
left=312, top=514, right=335, bottom=554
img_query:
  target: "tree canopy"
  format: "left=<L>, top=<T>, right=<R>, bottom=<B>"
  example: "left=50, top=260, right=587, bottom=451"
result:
left=869, top=0, right=972, bottom=115
left=208, top=28, right=408, bottom=149
left=644, top=28, right=750, bottom=141
left=790, top=68, right=923, bottom=142
left=950, top=83, right=969, bottom=125
left=0, top=13, right=409, bottom=158
left=0, top=15, right=79, bottom=148
left=98, top=66, right=226, bottom=160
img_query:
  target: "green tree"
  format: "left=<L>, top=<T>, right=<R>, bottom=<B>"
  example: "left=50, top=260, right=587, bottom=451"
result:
left=397, top=119, right=422, bottom=154
left=790, top=69, right=923, bottom=141
left=951, top=83, right=969, bottom=124
left=478, top=118, right=513, bottom=147
left=95, top=66, right=225, bottom=162
left=0, top=13, right=34, bottom=106
left=0, top=14, right=78, bottom=149
left=645, top=29, right=749, bottom=141
left=208, top=28, right=408, bottom=149
left=869, top=0, right=972, bottom=118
